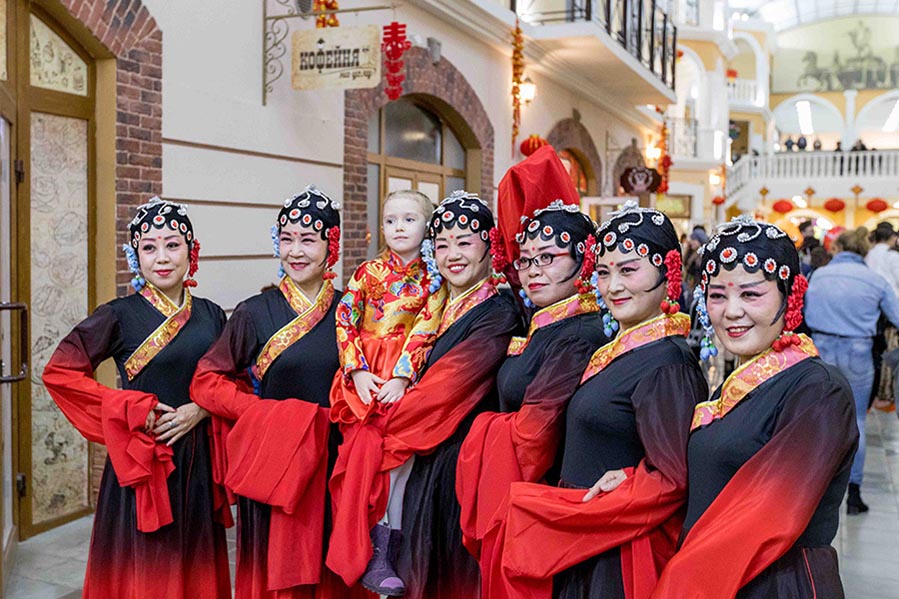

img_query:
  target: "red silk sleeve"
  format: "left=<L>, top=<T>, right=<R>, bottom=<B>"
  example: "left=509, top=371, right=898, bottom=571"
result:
left=497, top=363, right=707, bottom=599
left=191, top=305, right=334, bottom=589
left=190, top=305, right=263, bottom=527
left=456, top=338, right=593, bottom=559
left=650, top=378, right=857, bottom=599
left=325, top=304, right=519, bottom=587
left=42, top=304, right=175, bottom=533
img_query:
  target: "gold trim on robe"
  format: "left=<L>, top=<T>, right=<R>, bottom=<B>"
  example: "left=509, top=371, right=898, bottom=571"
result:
left=691, top=334, right=818, bottom=431
left=507, top=293, right=599, bottom=356
left=437, top=278, right=497, bottom=338
left=580, top=312, right=691, bottom=383
left=254, top=277, right=335, bottom=380
left=124, top=284, right=193, bottom=381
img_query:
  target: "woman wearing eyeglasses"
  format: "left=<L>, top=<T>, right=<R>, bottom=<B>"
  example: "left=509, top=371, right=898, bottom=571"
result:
left=457, top=147, right=609, bottom=593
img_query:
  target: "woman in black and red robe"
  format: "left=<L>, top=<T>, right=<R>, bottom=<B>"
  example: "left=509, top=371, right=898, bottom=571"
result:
left=455, top=147, right=609, bottom=595
left=190, top=186, right=360, bottom=599
left=489, top=203, right=708, bottom=599
left=347, top=190, right=522, bottom=599
left=42, top=198, right=231, bottom=599
left=648, top=217, right=858, bottom=598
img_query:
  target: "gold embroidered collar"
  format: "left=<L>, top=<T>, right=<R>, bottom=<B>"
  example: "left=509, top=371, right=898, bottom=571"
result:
left=691, top=334, right=817, bottom=431
left=580, top=312, right=691, bottom=383
left=124, top=284, right=193, bottom=380
left=254, top=277, right=335, bottom=380
left=437, top=278, right=497, bottom=337
left=507, top=293, right=599, bottom=356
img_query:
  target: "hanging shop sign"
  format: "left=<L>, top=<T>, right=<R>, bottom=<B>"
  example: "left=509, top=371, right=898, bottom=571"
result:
left=291, top=25, right=381, bottom=91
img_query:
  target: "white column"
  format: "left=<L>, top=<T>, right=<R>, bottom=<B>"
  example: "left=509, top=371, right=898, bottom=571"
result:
left=842, top=89, right=858, bottom=148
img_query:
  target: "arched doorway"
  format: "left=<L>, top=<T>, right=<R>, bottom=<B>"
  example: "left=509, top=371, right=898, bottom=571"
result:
left=612, top=140, right=647, bottom=196
left=343, top=47, right=494, bottom=278
left=546, top=116, right=602, bottom=195
left=0, top=5, right=162, bottom=585
left=366, top=97, right=469, bottom=256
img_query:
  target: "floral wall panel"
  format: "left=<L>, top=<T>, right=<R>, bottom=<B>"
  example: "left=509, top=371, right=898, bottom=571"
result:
left=30, top=112, right=90, bottom=523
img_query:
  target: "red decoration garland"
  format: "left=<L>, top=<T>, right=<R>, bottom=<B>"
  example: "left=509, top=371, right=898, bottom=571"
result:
left=489, top=227, right=509, bottom=285
left=511, top=20, right=524, bottom=152
left=520, top=134, right=548, bottom=157
left=867, top=198, right=888, bottom=213
left=660, top=249, right=682, bottom=313
left=323, top=226, right=341, bottom=280
left=574, top=235, right=597, bottom=294
left=773, top=274, right=808, bottom=351
left=823, top=198, right=845, bottom=212
left=657, top=124, right=671, bottom=195
left=314, top=0, right=339, bottom=28
left=383, top=22, right=411, bottom=101
left=183, top=239, right=201, bottom=288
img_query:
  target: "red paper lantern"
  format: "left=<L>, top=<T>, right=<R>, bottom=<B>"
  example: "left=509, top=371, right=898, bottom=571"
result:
left=520, top=135, right=549, bottom=157
left=712, top=195, right=725, bottom=205
left=726, top=68, right=738, bottom=79
left=772, top=199, right=794, bottom=214
left=823, top=198, right=845, bottom=212
left=866, top=198, right=888, bottom=213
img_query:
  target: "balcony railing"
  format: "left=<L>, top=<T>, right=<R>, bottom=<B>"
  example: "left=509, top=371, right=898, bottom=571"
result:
left=514, top=0, right=677, bottom=91
left=666, top=117, right=698, bottom=158
left=726, top=77, right=760, bottom=107
left=727, top=150, right=899, bottom=198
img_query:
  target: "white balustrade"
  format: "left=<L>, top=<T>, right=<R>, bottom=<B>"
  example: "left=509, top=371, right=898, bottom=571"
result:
left=726, top=78, right=760, bottom=106
left=726, top=150, right=899, bottom=198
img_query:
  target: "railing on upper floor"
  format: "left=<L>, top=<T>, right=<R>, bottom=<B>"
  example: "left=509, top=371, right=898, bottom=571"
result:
left=666, top=117, right=698, bottom=158
left=726, top=77, right=760, bottom=107
left=513, top=0, right=677, bottom=91
left=727, top=150, right=899, bottom=197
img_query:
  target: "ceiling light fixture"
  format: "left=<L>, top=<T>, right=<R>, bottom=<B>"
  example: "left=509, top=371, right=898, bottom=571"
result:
left=796, top=100, right=814, bottom=136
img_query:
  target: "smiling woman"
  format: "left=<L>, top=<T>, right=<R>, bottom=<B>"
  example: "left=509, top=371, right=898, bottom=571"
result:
left=649, top=217, right=858, bottom=599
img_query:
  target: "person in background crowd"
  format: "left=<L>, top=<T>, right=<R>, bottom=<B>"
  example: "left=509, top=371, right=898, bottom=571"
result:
left=808, top=246, right=832, bottom=277
left=867, top=222, right=899, bottom=412
left=805, top=227, right=899, bottom=515
left=43, top=198, right=231, bottom=599
left=650, top=216, right=857, bottom=599
left=797, top=220, right=820, bottom=277
left=683, top=225, right=708, bottom=299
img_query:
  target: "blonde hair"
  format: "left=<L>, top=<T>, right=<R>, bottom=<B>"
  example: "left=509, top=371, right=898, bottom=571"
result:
left=383, top=189, right=434, bottom=222
left=834, top=227, right=870, bottom=257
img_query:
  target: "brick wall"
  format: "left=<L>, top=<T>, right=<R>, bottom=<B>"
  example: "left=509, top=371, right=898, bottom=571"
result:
left=343, top=47, right=495, bottom=279
left=547, top=117, right=603, bottom=195
left=60, top=0, right=163, bottom=502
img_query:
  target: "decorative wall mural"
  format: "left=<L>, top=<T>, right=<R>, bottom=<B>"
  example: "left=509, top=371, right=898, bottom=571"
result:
left=30, top=112, right=90, bottom=524
left=773, top=17, right=899, bottom=92
left=30, top=14, right=88, bottom=96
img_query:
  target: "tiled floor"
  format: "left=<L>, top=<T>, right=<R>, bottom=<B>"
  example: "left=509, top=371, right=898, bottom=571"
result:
left=5, top=410, right=899, bottom=599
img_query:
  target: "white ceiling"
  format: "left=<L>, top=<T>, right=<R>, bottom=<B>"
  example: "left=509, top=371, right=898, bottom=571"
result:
left=729, top=0, right=899, bottom=30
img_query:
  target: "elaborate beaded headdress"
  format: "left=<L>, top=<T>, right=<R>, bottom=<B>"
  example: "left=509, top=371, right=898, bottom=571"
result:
left=421, top=190, right=506, bottom=292
left=595, top=201, right=683, bottom=335
left=695, top=216, right=808, bottom=357
left=123, top=197, right=200, bottom=291
left=271, top=185, right=342, bottom=280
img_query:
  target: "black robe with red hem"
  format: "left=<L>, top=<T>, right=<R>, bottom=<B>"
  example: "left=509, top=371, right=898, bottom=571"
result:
left=396, top=291, right=524, bottom=599
left=42, top=293, right=231, bottom=599
left=456, top=309, right=607, bottom=597
left=493, top=335, right=706, bottom=599
left=325, top=288, right=522, bottom=588
left=191, top=287, right=370, bottom=599
left=651, top=357, right=857, bottom=599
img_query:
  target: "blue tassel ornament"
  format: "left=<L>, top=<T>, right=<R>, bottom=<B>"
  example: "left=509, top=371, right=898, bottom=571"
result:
left=271, top=224, right=286, bottom=279
left=420, top=239, right=443, bottom=294
left=694, top=285, right=718, bottom=361
left=518, top=288, right=536, bottom=309
left=122, top=244, right=145, bottom=291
